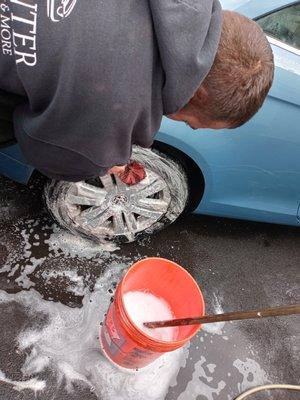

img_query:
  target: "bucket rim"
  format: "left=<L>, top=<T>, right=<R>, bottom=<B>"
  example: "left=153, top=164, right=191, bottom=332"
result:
left=118, top=257, right=205, bottom=351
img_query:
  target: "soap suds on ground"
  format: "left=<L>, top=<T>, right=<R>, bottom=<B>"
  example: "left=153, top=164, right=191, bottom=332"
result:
left=0, top=264, right=188, bottom=400
left=0, top=261, right=270, bottom=400
left=0, top=215, right=271, bottom=400
left=0, top=370, right=45, bottom=393
left=41, top=269, right=88, bottom=296
left=233, top=358, right=269, bottom=392
left=202, top=293, right=226, bottom=336
left=0, top=216, right=120, bottom=292
left=46, top=224, right=119, bottom=259
left=177, top=356, right=226, bottom=400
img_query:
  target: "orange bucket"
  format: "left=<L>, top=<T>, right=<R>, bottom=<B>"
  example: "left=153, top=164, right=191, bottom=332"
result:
left=100, top=258, right=205, bottom=369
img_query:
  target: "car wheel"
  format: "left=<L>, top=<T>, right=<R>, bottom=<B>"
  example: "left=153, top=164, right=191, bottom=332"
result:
left=44, top=146, right=188, bottom=243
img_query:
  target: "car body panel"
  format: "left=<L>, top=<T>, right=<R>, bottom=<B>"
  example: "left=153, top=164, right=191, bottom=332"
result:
left=157, top=96, right=300, bottom=227
left=0, top=144, right=34, bottom=184
left=0, top=0, right=299, bottom=227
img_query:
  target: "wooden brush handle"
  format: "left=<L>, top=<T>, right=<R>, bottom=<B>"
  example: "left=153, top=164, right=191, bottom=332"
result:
left=144, top=304, right=300, bottom=329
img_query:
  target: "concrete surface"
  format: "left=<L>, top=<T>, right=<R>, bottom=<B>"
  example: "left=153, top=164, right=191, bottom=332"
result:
left=0, top=173, right=299, bottom=400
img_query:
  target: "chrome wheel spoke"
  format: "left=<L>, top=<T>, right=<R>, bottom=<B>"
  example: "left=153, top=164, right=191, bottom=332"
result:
left=100, top=175, right=115, bottom=192
left=76, top=204, right=112, bottom=229
left=67, top=182, right=106, bottom=206
left=123, top=212, right=138, bottom=232
left=115, top=175, right=128, bottom=191
left=135, top=178, right=167, bottom=198
left=112, top=210, right=137, bottom=240
left=91, top=208, right=113, bottom=228
left=66, top=194, right=103, bottom=207
left=138, top=198, right=169, bottom=212
left=77, top=182, right=102, bottom=196
left=112, top=210, right=126, bottom=234
left=131, top=203, right=163, bottom=220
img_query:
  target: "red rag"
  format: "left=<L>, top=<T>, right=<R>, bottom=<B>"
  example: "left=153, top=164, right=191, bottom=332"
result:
left=119, top=161, right=146, bottom=186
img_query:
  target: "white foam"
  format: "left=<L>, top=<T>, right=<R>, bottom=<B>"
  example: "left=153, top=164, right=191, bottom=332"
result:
left=20, top=228, right=32, bottom=258
left=0, top=221, right=39, bottom=283
left=21, top=349, right=50, bottom=375
left=233, top=358, right=269, bottom=392
left=46, top=225, right=119, bottom=259
left=0, top=264, right=11, bottom=274
left=202, top=294, right=225, bottom=336
left=202, top=322, right=225, bottom=335
left=207, top=363, right=216, bottom=374
left=0, top=370, right=45, bottom=393
left=0, top=217, right=120, bottom=292
left=41, top=269, right=88, bottom=296
left=124, top=291, right=178, bottom=341
left=15, top=257, right=45, bottom=289
left=0, top=264, right=186, bottom=399
left=7, top=264, right=19, bottom=277
left=177, top=356, right=226, bottom=400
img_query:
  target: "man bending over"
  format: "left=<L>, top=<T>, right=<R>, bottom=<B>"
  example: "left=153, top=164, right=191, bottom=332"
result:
left=0, top=0, right=274, bottom=183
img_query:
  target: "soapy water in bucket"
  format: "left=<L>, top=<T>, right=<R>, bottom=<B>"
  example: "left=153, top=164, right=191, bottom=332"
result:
left=100, top=258, right=204, bottom=369
left=123, top=291, right=178, bottom=341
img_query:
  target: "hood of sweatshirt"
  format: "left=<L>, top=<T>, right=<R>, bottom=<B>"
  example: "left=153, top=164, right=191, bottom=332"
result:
left=149, top=0, right=222, bottom=114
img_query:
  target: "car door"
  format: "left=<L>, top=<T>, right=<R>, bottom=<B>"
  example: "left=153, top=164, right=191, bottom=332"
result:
left=198, top=2, right=300, bottom=226
left=252, top=2, right=300, bottom=224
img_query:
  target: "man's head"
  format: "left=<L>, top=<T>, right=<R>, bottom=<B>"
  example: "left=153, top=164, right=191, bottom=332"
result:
left=169, top=10, right=274, bottom=130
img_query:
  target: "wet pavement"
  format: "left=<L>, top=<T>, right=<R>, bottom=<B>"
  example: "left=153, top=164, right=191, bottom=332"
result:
left=0, top=173, right=299, bottom=400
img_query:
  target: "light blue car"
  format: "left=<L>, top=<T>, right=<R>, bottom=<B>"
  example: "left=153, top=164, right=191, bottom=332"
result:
left=0, top=0, right=299, bottom=242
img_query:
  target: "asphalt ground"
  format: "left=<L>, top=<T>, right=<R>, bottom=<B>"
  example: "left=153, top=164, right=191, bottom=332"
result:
left=0, top=173, right=299, bottom=400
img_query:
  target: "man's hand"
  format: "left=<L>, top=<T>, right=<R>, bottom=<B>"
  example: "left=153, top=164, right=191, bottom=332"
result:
left=108, top=161, right=146, bottom=186
left=108, top=165, right=127, bottom=175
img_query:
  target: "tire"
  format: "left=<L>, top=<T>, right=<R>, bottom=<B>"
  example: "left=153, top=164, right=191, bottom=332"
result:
left=44, top=146, right=188, bottom=243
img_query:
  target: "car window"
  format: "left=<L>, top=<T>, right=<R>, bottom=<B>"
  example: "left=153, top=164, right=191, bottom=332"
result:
left=257, top=3, right=300, bottom=51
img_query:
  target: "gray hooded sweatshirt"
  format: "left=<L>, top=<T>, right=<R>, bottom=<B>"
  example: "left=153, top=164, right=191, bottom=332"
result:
left=0, top=0, right=222, bottom=181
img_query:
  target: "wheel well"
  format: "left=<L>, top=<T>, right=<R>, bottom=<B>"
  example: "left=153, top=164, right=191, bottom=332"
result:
left=153, top=141, right=205, bottom=212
